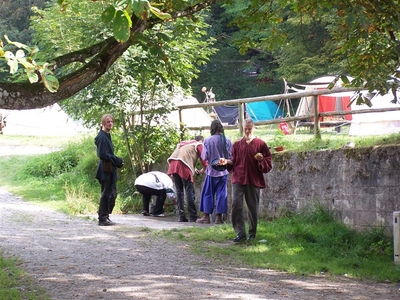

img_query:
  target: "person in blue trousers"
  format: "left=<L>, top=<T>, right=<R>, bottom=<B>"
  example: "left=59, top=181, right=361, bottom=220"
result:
left=196, top=119, right=232, bottom=224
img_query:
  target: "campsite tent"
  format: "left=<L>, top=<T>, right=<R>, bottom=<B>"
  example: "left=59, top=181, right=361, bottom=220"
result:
left=247, top=101, right=283, bottom=121
left=200, top=86, right=283, bottom=125
left=171, top=96, right=213, bottom=127
left=292, top=75, right=400, bottom=136
left=0, top=104, right=88, bottom=136
left=348, top=90, right=400, bottom=136
left=293, top=75, right=354, bottom=123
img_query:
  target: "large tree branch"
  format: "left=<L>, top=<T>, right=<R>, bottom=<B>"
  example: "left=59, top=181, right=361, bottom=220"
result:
left=0, top=21, right=141, bottom=110
left=50, top=39, right=113, bottom=70
left=0, top=0, right=217, bottom=110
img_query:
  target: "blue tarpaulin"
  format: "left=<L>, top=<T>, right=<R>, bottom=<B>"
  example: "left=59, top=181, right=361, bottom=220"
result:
left=246, top=101, right=283, bottom=121
left=213, top=101, right=283, bottom=125
left=213, top=105, right=239, bottom=125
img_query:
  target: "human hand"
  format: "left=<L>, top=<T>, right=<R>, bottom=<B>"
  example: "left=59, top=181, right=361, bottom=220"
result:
left=218, top=158, right=227, bottom=165
left=254, top=153, right=263, bottom=161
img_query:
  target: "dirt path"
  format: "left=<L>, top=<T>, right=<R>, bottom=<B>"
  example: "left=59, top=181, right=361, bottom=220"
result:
left=0, top=188, right=399, bottom=300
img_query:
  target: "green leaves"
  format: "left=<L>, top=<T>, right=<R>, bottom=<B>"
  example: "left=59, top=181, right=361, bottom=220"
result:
left=101, top=1, right=155, bottom=43
left=101, top=5, right=116, bottom=24
left=114, top=10, right=132, bottom=43
left=42, top=74, right=59, bottom=93
left=0, top=35, right=59, bottom=92
left=99, top=0, right=172, bottom=43
left=101, top=5, right=131, bottom=43
left=150, top=6, right=171, bottom=21
left=26, top=69, right=39, bottom=84
left=132, top=0, right=150, bottom=20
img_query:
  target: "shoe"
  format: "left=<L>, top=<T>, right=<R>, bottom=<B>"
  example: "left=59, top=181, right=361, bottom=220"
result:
left=179, top=216, right=188, bottom=222
left=152, top=213, right=165, bottom=217
left=247, top=234, right=256, bottom=241
left=107, top=218, right=116, bottom=225
left=98, top=219, right=115, bottom=226
left=214, top=214, right=223, bottom=224
left=196, top=214, right=210, bottom=224
left=233, top=233, right=246, bottom=243
left=142, top=211, right=150, bottom=216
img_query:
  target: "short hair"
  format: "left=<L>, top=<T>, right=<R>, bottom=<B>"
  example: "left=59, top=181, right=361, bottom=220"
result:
left=101, top=114, right=114, bottom=125
left=194, top=135, right=204, bottom=142
left=244, top=118, right=254, bottom=127
left=210, top=119, right=224, bottom=135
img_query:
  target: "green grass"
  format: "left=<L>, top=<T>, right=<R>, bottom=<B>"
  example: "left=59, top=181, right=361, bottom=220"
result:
left=0, top=253, right=49, bottom=300
left=0, top=153, right=73, bottom=212
left=160, top=207, right=400, bottom=282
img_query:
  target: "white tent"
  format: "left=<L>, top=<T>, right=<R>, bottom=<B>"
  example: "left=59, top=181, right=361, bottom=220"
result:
left=1, top=104, right=88, bottom=136
left=130, top=95, right=213, bottom=129
left=292, top=75, right=400, bottom=136
left=293, top=75, right=356, bottom=121
left=170, top=95, right=213, bottom=128
left=348, top=90, right=400, bottom=136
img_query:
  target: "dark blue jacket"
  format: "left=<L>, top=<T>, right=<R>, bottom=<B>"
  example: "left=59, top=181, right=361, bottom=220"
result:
left=94, top=130, right=123, bottom=183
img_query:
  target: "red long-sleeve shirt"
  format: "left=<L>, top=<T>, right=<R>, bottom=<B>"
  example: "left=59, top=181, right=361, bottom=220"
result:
left=229, top=137, right=272, bottom=188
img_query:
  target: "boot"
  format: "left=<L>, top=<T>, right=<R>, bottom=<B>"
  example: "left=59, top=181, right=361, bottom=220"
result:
left=214, top=214, right=223, bottom=224
left=196, top=213, right=210, bottom=224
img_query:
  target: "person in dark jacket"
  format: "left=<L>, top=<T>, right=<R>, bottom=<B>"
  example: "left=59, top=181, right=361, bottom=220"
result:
left=95, top=114, right=124, bottom=226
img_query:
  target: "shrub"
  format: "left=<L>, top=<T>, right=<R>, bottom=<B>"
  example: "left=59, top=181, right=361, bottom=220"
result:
left=23, top=138, right=94, bottom=178
left=23, top=150, right=79, bottom=177
left=64, top=183, right=97, bottom=215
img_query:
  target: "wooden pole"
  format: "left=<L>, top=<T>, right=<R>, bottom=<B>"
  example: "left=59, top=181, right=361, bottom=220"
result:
left=178, top=109, right=184, bottom=140
left=313, top=95, right=321, bottom=139
left=238, top=103, right=245, bottom=135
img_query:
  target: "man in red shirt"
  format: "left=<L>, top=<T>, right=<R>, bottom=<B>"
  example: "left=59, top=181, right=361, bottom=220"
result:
left=167, top=136, right=207, bottom=222
left=223, top=118, right=272, bottom=242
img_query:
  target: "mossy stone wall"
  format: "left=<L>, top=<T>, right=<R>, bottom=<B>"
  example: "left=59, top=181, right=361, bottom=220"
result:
left=262, top=145, right=400, bottom=230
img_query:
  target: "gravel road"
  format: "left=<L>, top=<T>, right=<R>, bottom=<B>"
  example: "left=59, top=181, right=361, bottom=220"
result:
left=0, top=187, right=399, bottom=300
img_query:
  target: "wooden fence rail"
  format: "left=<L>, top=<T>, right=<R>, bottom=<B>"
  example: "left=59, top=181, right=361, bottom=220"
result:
left=177, top=87, right=400, bottom=138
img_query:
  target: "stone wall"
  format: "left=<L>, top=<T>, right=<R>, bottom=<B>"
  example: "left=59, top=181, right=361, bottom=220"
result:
left=262, top=145, right=400, bottom=231
left=193, top=145, right=400, bottom=231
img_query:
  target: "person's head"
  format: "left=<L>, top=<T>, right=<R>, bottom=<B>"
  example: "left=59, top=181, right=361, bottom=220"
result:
left=210, top=119, right=224, bottom=135
left=243, top=118, right=254, bottom=139
left=101, top=114, right=114, bottom=133
left=194, top=135, right=204, bottom=142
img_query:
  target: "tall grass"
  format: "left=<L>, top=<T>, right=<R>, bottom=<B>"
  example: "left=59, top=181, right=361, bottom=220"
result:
left=0, top=135, right=148, bottom=215
left=63, top=182, right=98, bottom=215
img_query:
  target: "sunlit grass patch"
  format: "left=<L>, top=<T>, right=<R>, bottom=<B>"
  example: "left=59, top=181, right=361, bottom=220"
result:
left=161, top=206, right=400, bottom=282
